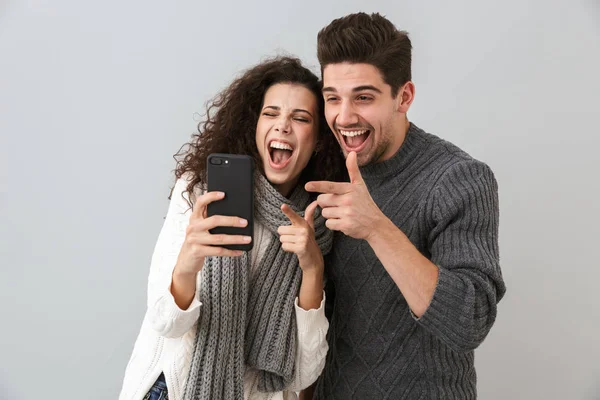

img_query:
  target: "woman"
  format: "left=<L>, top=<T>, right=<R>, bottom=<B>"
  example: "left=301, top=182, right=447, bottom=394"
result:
left=119, top=56, right=345, bottom=400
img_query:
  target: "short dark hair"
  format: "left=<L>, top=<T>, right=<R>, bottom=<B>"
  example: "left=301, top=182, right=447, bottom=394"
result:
left=317, top=12, right=412, bottom=96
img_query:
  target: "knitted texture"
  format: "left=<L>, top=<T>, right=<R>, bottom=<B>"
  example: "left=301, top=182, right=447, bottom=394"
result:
left=315, top=123, right=506, bottom=400
left=183, top=173, right=333, bottom=400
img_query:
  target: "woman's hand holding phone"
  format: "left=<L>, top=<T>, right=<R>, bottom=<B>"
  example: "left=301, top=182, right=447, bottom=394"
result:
left=175, top=191, right=251, bottom=275
left=171, top=191, right=251, bottom=309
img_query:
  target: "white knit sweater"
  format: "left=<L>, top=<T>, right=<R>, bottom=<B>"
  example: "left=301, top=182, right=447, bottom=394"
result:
left=119, top=176, right=329, bottom=400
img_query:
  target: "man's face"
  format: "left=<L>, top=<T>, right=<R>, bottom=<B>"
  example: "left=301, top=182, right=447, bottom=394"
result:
left=322, top=63, right=407, bottom=166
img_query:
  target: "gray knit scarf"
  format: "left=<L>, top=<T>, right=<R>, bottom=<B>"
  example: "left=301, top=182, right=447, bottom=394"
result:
left=183, top=173, right=333, bottom=400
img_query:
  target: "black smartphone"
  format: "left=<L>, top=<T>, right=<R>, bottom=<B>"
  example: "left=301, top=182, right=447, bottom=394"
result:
left=206, top=153, right=254, bottom=251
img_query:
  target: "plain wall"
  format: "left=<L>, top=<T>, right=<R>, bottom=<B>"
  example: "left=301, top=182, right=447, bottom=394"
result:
left=1, top=0, right=599, bottom=399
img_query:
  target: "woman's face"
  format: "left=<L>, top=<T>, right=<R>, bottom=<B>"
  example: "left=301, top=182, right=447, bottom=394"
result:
left=255, top=83, right=319, bottom=196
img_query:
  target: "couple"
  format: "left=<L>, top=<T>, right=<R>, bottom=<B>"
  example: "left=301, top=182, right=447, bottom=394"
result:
left=120, top=12, right=506, bottom=400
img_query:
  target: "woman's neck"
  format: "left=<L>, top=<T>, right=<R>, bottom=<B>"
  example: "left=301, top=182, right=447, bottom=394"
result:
left=275, top=177, right=299, bottom=198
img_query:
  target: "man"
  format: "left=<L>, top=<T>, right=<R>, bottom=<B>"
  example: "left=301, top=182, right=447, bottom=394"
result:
left=304, top=13, right=506, bottom=399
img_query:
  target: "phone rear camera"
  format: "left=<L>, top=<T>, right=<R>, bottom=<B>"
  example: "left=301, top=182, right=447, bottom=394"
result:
left=210, top=158, right=223, bottom=165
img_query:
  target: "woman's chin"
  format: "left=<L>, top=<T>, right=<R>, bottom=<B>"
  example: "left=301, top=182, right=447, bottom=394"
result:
left=264, top=169, right=289, bottom=186
left=264, top=168, right=302, bottom=195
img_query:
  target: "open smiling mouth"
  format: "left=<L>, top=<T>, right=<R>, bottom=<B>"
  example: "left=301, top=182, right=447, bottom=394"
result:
left=268, top=140, right=295, bottom=170
left=340, top=129, right=371, bottom=151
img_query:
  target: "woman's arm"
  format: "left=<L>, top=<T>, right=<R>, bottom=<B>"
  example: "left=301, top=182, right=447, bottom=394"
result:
left=146, top=176, right=252, bottom=338
left=277, top=201, right=330, bottom=391
left=145, top=177, right=203, bottom=338
left=286, top=293, right=329, bottom=391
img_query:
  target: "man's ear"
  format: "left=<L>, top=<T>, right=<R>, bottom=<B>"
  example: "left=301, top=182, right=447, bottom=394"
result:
left=396, top=81, right=416, bottom=113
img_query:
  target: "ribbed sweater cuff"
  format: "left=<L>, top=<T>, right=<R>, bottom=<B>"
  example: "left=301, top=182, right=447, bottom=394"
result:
left=412, top=267, right=466, bottom=331
left=163, top=289, right=202, bottom=319
left=163, top=279, right=202, bottom=319
left=295, top=292, right=328, bottom=339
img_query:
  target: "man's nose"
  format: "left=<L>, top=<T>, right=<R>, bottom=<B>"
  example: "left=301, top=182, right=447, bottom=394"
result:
left=337, top=101, right=359, bottom=127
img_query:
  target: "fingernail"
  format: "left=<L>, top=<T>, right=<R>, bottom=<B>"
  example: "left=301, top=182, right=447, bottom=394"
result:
left=239, top=219, right=248, bottom=226
left=217, top=192, right=225, bottom=198
left=243, top=236, right=251, bottom=242
left=236, top=251, right=244, bottom=256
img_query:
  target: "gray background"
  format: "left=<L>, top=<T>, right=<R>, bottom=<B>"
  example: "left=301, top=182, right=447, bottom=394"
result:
left=1, top=0, right=599, bottom=399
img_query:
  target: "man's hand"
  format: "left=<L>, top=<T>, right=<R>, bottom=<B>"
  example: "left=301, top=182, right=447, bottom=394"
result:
left=305, top=151, right=385, bottom=241
left=307, top=152, right=439, bottom=319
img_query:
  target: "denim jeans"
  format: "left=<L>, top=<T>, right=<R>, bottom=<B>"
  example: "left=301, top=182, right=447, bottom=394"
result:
left=143, top=373, right=169, bottom=400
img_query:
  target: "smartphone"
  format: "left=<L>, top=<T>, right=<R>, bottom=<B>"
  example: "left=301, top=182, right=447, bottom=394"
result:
left=206, top=153, right=254, bottom=251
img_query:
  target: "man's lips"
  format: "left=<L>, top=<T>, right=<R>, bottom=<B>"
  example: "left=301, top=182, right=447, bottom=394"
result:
left=338, top=128, right=371, bottom=152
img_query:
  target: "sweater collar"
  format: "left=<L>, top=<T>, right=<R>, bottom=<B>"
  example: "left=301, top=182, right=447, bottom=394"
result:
left=359, top=122, right=430, bottom=181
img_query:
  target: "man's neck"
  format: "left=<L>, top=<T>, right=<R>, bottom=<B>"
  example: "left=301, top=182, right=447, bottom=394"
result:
left=378, top=117, right=410, bottom=163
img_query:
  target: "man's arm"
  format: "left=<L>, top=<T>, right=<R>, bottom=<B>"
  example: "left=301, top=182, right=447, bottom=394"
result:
left=307, top=153, right=506, bottom=353
left=366, top=216, right=439, bottom=318
left=307, top=151, right=438, bottom=316
left=369, top=160, right=506, bottom=352
left=414, top=160, right=505, bottom=352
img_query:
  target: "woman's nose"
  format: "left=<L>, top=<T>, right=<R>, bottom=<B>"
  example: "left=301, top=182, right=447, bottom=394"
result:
left=274, top=117, right=290, bottom=134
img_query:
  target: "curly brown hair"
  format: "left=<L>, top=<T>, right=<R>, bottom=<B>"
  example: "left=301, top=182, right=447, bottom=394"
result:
left=173, top=56, right=346, bottom=202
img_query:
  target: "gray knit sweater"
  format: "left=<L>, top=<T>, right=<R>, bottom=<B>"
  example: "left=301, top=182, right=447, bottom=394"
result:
left=314, top=123, right=506, bottom=400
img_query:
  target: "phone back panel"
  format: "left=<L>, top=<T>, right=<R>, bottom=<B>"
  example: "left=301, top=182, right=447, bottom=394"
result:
left=206, top=153, right=254, bottom=251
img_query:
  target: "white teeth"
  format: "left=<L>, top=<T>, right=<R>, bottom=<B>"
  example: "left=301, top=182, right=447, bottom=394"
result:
left=269, top=141, right=293, bottom=151
left=340, top=129, right=367, bottom=137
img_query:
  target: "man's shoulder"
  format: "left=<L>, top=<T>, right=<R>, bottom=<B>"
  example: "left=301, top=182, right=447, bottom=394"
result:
left=419, top=127, right=470, bottom=162
left=405, top=125, right=497, bottom=203
left=415, top=125, right=493, bottom=178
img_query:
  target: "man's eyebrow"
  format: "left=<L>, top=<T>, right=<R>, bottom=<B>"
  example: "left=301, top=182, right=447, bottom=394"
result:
left=352, top=85, right=382, bottom=93
left=322, top=85, right=383, bottom=93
